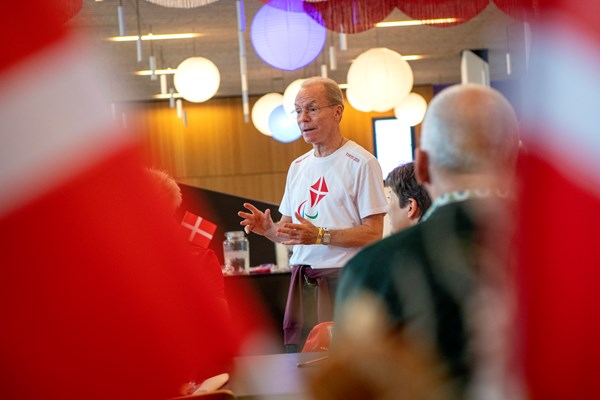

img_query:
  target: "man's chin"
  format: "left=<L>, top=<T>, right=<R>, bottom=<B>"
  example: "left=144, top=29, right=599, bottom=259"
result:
left=302, top=134, right=313, bottom=144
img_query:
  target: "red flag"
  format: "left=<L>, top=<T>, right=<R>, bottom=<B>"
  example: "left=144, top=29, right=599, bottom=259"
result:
left=515, top=2, right=600, bottom=399
left=0, top=3, right=255, bottom=400
left=181, top=211, right=217, bottom=248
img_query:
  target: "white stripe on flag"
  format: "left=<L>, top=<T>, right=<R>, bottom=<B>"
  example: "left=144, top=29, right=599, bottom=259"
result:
left=182, top=217, right=213, bottom=242
left=0, top=33, right=132, bottom=217
left=524, top=16, right=600, bottom=196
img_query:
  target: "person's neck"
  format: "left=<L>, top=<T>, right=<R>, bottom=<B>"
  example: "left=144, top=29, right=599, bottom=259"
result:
left=313, top=136, right=346, bottom=158
left=428, top=173, right=503, bottom=201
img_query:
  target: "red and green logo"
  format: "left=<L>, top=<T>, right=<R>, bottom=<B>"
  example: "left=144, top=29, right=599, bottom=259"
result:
left=297, top=177, right=328, bottom=220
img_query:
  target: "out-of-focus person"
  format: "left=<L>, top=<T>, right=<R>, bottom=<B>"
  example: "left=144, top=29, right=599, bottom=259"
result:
left=144, top=167, right=228, bottom=315
left=0, top=4, right=253, bottom=399
left=322, top=83, right=519, bottom=398
left=145, top=167, right=183, bottom=214
left=384, top=161, right=432, bottom=234
left=238, top=77, right=388, bottom=352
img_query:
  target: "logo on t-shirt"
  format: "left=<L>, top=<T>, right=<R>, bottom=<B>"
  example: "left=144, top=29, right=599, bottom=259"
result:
left=296, top=176, right=328, bottom=220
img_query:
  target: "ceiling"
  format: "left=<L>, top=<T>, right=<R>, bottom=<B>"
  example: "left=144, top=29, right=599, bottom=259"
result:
left=70, top=0, right=528, bottom=102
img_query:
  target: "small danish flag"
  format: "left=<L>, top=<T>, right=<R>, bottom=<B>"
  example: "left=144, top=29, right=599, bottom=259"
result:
left=180, top=211, right=217, bottom=248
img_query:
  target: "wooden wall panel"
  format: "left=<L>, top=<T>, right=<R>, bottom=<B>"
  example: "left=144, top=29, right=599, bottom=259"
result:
left=133, top=86, right=433, bottom=204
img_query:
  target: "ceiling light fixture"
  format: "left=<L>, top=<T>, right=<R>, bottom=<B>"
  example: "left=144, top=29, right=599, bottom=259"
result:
left=134, top=68, right=175, bottom=76
left=153, top=93, right=182, bottom=99
left=402, top=55, right=428, bottom=61
left=375, top=18, right=460, bottom=28
left=107, top=33, right=202, bottom=42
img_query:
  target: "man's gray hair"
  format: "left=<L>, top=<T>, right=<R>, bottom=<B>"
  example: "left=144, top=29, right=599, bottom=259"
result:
left=420, top=84, right=519, bottom=173
left=301, top=77, right=345, bottom=108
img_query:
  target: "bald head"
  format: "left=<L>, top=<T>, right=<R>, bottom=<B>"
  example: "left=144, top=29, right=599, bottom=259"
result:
left=420, top=84, right=519, bottom=174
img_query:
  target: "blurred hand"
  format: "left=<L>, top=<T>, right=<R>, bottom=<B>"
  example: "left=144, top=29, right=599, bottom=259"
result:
left=308, top=294, right=455, bottom=400
left=276, top=212, right=320, bottom=245
left=238, top=202, right=274, bottom=237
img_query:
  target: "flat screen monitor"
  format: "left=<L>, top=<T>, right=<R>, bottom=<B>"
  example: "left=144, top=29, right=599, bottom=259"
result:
left=372, top=117, right=415, bottom=178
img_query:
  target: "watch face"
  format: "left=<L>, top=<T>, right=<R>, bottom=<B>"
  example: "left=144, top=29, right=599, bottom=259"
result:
left=322, top=229, right=331, bottom=245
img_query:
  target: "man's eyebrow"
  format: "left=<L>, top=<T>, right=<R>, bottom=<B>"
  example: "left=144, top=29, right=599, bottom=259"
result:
left=295, top=101, right=318, bottom=107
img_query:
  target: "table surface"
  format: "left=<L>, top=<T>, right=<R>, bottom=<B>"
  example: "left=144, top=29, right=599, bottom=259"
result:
left=228, top=352, right=327, bottom=399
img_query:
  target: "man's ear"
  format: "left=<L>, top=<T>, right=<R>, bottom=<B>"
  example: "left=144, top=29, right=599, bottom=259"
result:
left=406, top=198, right=420, bottom=221
left=335, top=105, right=343, bottom=122
left=415, top=148, right=430, bottom=185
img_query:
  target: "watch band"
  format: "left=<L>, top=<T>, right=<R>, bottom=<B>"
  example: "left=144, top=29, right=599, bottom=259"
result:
left=315, top=227, right=324, bottom=244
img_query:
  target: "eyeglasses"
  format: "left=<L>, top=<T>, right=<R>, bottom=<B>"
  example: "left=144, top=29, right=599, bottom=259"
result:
left=291, top=104, right=338, bottom=118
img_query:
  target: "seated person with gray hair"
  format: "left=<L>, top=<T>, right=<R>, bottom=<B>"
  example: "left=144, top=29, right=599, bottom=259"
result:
left=319, top=84, right=520, bottom=399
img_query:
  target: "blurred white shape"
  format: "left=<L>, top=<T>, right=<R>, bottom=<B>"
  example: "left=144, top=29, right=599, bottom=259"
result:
left=347, top=48, right=413, bottom=112
left=251, top=92, right=283, bottom=136
left=283, top=78, right=306, bottom=116
left=393, top=92, right=427, bottom=126
left=174, top=57, right=220, bottom=103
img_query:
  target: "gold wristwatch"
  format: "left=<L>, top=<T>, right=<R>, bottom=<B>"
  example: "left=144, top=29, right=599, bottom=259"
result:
left=321, top=228, right=331, bottom=245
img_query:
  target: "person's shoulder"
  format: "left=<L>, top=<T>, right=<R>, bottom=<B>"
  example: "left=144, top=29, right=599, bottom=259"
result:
left=340, top=140, right=377, bottom=164
left=290, top=149, right=312, bottom=166
left=346, top=226, right=422, bottom=272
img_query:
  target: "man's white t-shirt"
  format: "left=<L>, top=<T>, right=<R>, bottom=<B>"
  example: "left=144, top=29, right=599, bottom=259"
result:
left=279, top=140, right=388, bottom=269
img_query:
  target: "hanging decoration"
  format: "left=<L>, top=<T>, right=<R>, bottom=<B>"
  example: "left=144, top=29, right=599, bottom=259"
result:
left=145, top=0, right=221, bottom=8
left=345, top=87, right=371, bottom=112
left=135, top=0, right=143, bottom=62
left=394, top=92, right=427, bottom=126
left=258, top=0, right=537, bottom=28
left=117, top=0, right=126, bottom=36
left=304, top=0, right=396, bottom=34
left=256, top=0, right=305, bottom=12
left=492, top=0, right=540, bottom=21
left=236, top=0, right=250, bottom=123
left=251, top=93, right=284, bottom=136
left=283, top=79, right=306, bottom=116
left=174, top=57, right=220, bottom=103
left=251, top=0, right=326, bottom=71
left=395, top=0, right=488, bottom=27
left=346, top=48, right=413, bottom=112
left=269, top=105, right=302, bottom=143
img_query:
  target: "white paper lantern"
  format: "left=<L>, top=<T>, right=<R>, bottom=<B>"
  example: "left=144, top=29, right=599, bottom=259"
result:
left=174, top=57, right=220, bottom=103
left=269, top=105, right=302, bottom=143
left=345, top=86, right=371, bottom=112
left=283, top=79, right=306, bottom=116
left=347, top=48, right=414, bottom=112
left=251, top=92, right=284, bottom=136
left=394, top=92, right=428, bottom=126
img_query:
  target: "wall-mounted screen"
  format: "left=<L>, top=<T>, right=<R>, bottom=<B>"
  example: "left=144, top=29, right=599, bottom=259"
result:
left=372, top=117, right=415, bottom=178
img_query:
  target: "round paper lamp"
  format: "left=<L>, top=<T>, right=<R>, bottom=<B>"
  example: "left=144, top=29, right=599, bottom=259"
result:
left=347, top=48, right=414, bottom=112
left=283, top=79, right=306, bottom=115
left=345, top=87, right=371, bottom=112
left=174, top=57, right=220, bottom=103
left=394, top=92, right=427, bottom=126
left=251, top=2, right=326, bottom=71
left=269, top=105, right=302, bottom=143
left=251, top=92, right=284, bottom=136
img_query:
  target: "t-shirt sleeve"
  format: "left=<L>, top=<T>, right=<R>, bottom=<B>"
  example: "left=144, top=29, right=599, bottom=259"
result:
left=356, top=157, right=388, bottom=218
